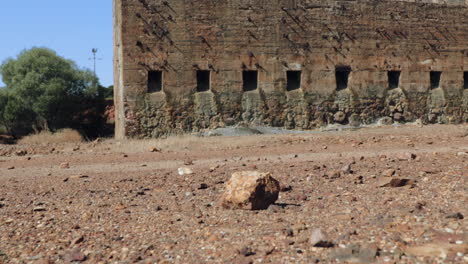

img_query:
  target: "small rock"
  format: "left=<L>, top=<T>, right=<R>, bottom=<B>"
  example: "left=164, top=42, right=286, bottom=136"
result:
left=341, top=164, right=353, bottom=174
left=380, top=178, right=414, bottom=188
left=198, top=183, right=209, bottom=190
left=71, top=236, right=84, bottom=245
left=397, top=152, right=416, bottom=161
left=7, top=166, right=15, bottom=170
left=284, top=227, right=294, bottom=237
left=63, top=248, right=86, bottom=262
left=221, top=171, right=280, bottom=210
left=238, top=246, right=255, bottom=257
left=329, top=244, right=378, bottom=263
left=456, top=152, right=468, bottom=156
left=325, top=170, right=342, bottom=179
left=293, top=193, right=308, bottom=201
left=280, top=183, right=293, bottom=192
left=60, top=163, right=70, bottom=169
left=310, top=228, right=334, bottom=248
left=15, top=150, right=27, bottom=156
left=69, top=175, right=89, bottom=180
left=178, top=167, right=193, bottom=176
left=383, top=169, right=396, bottom=177
left=446, top=213, right=464, bottom=220
left=149, top=147, right=161, bottom=152
left=389, top=178, right=413, bottom=187
left=33, top=206, right=47, bottom=212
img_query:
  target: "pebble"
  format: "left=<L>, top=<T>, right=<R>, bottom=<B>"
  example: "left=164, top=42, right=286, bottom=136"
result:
left=71, top=236, right=85, bottom=245
left=445, top=228, right=455, bottom=234
left=149, top=147, right=161, bottom=152
left=178, top=168, right=193, bottom=175
left=33, top=206, right=47, bottom=212
left=446, top=212, right=464, bottom=220
left=380, top=178, right=414, bottom=188
left=397, top=152, right=417, bottom=161
left=63, top=248, right=86, bottom=262
left=238, top=246, right=255, bottom=257
left=198, top=183, right=209, bottom=190
left=310, top=228, right=334, bottom=248
left=325, top=170, right=342, bottom=179
left=383, top=169, right=396, bottom=177
left=341, top=164, right=352, bottom=174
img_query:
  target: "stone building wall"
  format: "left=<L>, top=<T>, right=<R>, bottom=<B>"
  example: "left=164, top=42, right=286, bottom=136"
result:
left=114, top=0, right=468, bottom=139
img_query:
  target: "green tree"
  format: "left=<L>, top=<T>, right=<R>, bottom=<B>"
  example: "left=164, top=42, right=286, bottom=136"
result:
left=0, top=48, right=109, bottom=138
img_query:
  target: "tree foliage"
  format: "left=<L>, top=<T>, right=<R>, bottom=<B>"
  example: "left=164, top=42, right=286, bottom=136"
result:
left=0, top=48, right=110, bottom=138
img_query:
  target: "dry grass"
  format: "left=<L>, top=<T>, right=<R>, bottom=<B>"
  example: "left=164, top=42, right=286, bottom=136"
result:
left=18, top=129, right=83, bottom=144
left=110, top=133, right=276, bottom=153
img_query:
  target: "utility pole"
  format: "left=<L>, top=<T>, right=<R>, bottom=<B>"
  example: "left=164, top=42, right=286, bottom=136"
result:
left=91, top=48, right=98, bottom=76
left=89, top=48, right=102, bottom=88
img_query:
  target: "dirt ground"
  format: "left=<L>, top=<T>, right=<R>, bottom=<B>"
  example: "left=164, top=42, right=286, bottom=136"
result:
left=0, top=124, right=467, bottom=264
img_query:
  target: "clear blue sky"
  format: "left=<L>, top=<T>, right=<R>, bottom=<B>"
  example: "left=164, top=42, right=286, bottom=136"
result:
left=0, top=1, right=113, bottom=87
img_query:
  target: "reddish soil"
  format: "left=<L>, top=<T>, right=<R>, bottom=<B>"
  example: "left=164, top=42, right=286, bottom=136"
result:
left=0, top=124, right=467, bottom=264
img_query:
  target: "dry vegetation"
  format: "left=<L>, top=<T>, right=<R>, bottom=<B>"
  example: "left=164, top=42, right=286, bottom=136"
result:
left=17, top=129, right=83, bottom=145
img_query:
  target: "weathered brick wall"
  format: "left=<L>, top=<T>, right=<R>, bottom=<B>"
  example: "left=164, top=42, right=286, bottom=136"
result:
left=114, top=0, right=468, bottom=138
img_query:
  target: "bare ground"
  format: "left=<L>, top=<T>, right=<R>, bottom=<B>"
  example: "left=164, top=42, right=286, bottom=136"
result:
left=0, top=124, right=467, bottom=264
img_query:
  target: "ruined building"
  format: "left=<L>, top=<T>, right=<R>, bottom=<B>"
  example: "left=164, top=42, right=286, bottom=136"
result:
left=113, top=0, right=468, bottom=138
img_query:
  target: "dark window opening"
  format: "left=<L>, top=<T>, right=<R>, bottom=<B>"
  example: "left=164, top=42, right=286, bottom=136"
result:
left=243, top=71, right=258, bottom=91
left=430, top=71, right=442, bottom=89
left=336, top=66, right=351, bottom=91
left=388, top=71, right=401, bottom=89
left=196, top=70, right=211, bottom=92
left=286, top=71, right=301, bottom=91
left=464, top=72, right=468, bottom=89
left=148, top=71, right=162, bottom=93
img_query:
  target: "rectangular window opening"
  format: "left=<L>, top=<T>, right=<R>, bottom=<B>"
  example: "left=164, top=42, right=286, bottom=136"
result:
left=196, top=70, right=211, bottom=92
left=388, top=71, right=401, bottom=89
left=430, top=71, right=442, bottom=89
left=243, top=71, right=258, bottom=91
left=148, top=70, right=162, bottom=93
left=464, top=72, right=468, bottom=89
left=286, top=71, right=301, bottom=91
left=335, top=66, right=351, bottom=91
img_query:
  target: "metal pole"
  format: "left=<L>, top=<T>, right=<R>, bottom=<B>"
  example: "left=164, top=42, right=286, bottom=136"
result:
left=92, top=48, right=98, bottom=77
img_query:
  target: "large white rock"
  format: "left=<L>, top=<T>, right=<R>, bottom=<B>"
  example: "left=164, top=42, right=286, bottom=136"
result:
left=221, top=171, right=280, bottom=210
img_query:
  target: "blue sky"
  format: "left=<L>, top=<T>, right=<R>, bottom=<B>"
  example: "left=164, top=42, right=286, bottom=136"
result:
left=0, top=1, right=113, bottom=87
